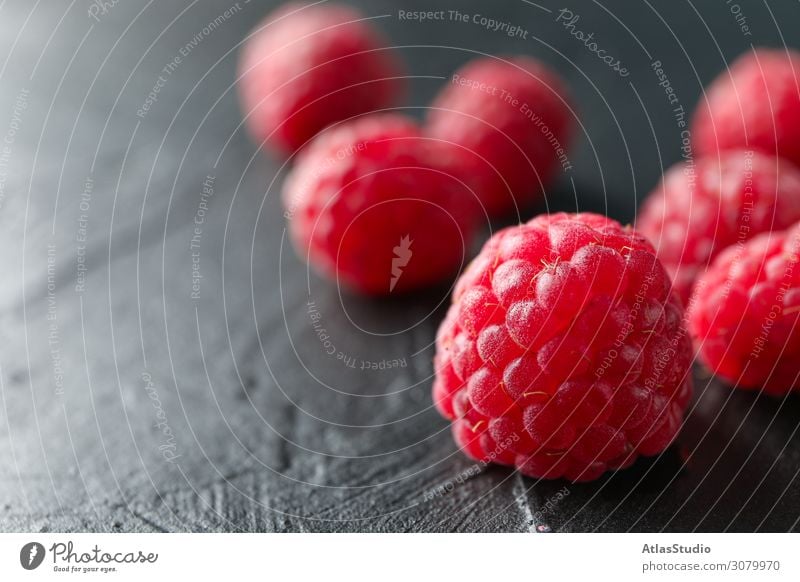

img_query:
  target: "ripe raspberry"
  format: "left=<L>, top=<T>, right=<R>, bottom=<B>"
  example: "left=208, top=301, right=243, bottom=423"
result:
left=426, top=56, right=574, bottom=217
left=637, top=150, right=800, bottom=302
left=693, top=48, right=800, bottom=166
left=689, top=225, right=800, bottom=395
left=283, top=114, right=478, bottom=295
left=433, top=213, right=693, bottom=482
left=238, top=2, right=405, bottom=155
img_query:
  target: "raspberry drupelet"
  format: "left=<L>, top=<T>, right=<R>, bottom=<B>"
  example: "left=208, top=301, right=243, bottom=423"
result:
left=238, top=2, right=406, bottom=156
left=433, top=213, right=693, bottom=482
left=689, top=224, right=800, bottom=395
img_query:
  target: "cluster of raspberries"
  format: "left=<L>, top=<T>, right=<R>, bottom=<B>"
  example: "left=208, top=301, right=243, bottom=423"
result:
left=238, top=4, right=800, bottom=482
left=239, top=4, right=575, bottom=294
left=640, top=49, right=800, bottom=399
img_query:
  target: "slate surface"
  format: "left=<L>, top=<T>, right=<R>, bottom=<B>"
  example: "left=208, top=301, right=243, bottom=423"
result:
left=0, top=0, right=799, bottom=532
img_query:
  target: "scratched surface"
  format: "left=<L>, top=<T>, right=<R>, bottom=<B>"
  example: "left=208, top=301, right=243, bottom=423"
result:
left=0, top=0, right=799, bottom=532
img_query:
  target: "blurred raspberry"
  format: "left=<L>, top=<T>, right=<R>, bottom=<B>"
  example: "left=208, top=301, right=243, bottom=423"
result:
left=427, top=56, right=574, bottom=217
left=693, top=48, right=800, bottom=166
left=433, top=213, right=693, bottom=482
left=283, top=114, right=478, bottom=295
left=637, top=150, right=800, bottom=301
left=238, top=2, right=405, bottom=155
left=689, top=225, right=800, bottom=395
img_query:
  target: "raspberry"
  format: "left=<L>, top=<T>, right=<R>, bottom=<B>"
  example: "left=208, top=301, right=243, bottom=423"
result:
left=283, top=114, right=478, bottom=295
left=426, top=56, right=574, bottom=217
left=637, top=150, right=800, bottom=301
left=689, top=225, right=800, bottom=395
left=433, top=213, right=693, bottom=482
left=693, top=48, right=800, bottom=166
left=238, top=2, right=405, bottom=155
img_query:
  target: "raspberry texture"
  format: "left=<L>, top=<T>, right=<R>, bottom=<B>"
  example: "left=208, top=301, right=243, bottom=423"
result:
left=433, top=213, right=693, bottom=482
left=283, top=114, right=478, bottom=295
left=427, top=56, right=574, bottom=217
left=693, top=48, right=800, bottom=167
left=637, top=150, right=800, bottom=302
left=689, top=225, right=800, bottom=395
left=238, top=2, right=405, bottom=155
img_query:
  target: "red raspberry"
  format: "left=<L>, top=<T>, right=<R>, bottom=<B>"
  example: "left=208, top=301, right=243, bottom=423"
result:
left=426, top=56, right=574, bottom=217
left=689, top=225, right=800, bottom=395
left=693, top=48, right=800, bottom=166
left=283, top=114, right=478, bottom=295
left=433, top=213, right=693, bottom=482
left=238, top=3, right=405, bottom=155
left=637, top=150, right=800, bottom=302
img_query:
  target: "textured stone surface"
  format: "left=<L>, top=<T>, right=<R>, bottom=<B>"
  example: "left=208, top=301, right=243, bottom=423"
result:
left=0, top=0, right=799, bottom=532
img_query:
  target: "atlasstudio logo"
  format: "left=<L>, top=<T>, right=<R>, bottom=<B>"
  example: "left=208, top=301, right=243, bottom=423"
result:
left=20, top=542, right=45, bottom=570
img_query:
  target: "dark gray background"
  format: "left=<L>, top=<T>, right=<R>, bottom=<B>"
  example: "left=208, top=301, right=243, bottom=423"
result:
left=0, top=0, right=798, bottom=532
